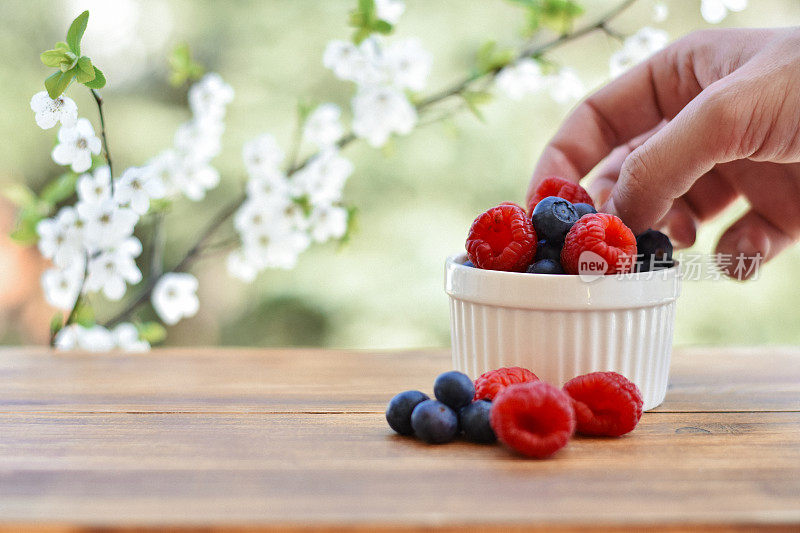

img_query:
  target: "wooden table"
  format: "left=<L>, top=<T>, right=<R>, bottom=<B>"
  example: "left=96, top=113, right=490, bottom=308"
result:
left=0, top=347, right=798, bottom=532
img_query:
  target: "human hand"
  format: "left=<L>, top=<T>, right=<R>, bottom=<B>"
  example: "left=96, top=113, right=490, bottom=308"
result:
left=527, top=28, right=800, bottom=278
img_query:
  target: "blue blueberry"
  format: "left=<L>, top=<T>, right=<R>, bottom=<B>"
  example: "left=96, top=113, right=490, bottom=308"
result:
left=410, top=400, right=459, bottom=444
left=385, top=390, right=430, bottom=435
left=635, top=229, right=674, bottom=272
left=463, top=260, right=475, bottom=268
left=459, top=400, right=496, bottom=443
left=531, top=196, right=579, bottom=243
left=526, top=259, right=564, bottom=275
left=433, top=370, right=475, bottom=410
left=534, top=239, right=562, bottom=262
left=574, top=202, right=597, bottom=218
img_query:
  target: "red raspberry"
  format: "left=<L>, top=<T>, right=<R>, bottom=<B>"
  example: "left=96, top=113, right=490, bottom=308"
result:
left=474, top=367, right=539, bottom=401
left=563, top=371, right=643, bottom=437
left=527, top=176, right=593, bottom=214
left=466, top=204, right=537, bottom=272
left=490, top=381, right=575, bottom=459
left=561, top=213, right=637, bottom=275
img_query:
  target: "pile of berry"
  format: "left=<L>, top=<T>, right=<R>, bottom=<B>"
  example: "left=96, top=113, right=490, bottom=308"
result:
left=464, top=176, right=673, bottom=274
left=386, top=367, right=643, bottom=458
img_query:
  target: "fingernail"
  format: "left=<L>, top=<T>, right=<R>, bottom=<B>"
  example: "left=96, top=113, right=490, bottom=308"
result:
left=736, top=236, right=759, bottom=257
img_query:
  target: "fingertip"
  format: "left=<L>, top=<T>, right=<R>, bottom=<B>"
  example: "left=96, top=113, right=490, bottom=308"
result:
left=664, top=201, right=697, bottom=248
left=715, top=213, right=777, bottom=281
left=601, top=192, right=658, bottom=235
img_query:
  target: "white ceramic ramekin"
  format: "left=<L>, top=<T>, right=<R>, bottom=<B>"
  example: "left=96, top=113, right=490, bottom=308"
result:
left=445, top=253, right=681, bottom=411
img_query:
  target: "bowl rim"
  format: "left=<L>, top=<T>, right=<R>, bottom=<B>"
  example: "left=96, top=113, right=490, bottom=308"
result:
left=445, top=253, right=681, bottom=310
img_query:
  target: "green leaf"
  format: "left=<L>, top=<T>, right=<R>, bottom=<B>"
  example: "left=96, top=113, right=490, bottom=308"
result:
left=539, top=0, right=584, bottom=34
left=9, top=207, right=46, bottom=245
left=73, top=301, right=95, bottom=328
left=83, top=66, right=106, bottom=89
left=372, top=20, right=393, bottom=34
left=168, top=42, right=204, bottom=87
left=44, top=70, right=73, bottom=99
left=462, top=91, right=493, bottom=122
left=352, top=26, right=371, bottom=44
left=66, top=10, right=89, bottom=54
left=40, top=49, right=69, bottom=68
left=75, top=56, right=95, bottom=81
left=137, top=321, right=167, bottom=345
left=357, top=0, right=375, bottom=19
left=50, top=313, right=64, bottom=336
left=1, top=182, right=37, bottom=207
left=338, top=206, right=359, bottom=248
left=292, top=195, right=313, bottom=217
left=40, top=172, right=79, bottom=204
left=148, top=198, right=173, bottom=212
left=475, top=41, right=515, bottom=74
left=350, top=0, right=379, bottom=42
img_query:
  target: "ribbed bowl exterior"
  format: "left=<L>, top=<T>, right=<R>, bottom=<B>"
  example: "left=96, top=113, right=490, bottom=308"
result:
left=448, top=299, right=675, bottom=410
left=445, top=254, right=681, bottom=411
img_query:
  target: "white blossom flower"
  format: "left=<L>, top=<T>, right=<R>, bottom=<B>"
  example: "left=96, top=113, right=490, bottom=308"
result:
left=323, top=40, right=360, bottom=81
left=42, top=265, right=83, bottom=310
left=174, top=119, right=224, bottom=161
left=169, top=160, right=221, bottom=202
left=609, top=27, right=669, bottom=78
left=189, top=73, right=234, bottom=121
left=323, top=38, right=385, bottom=86
left=303, top=104, right=344, bottom=149
left=36, top=206, right=84, bottom=267
left=375, top=0, right=405, bottom=24
left=75, top=324, right=116, bottom=352
left=84, top=237, right=143, bottom=301
left=234, top=196, right=289, bottom=234
left=152, top=273, right=200, bottom=325
left=226, top=249, right=259, bottom=282
left=280, top=202, right=312, bottom=232
left=51, top=118, right=102, bottom=173
left=77, top=198, right=138, bottom=251
left=242, top=228, right=311, bottom=270
left=115, top=166, right=166, bottom=215
left=57, top=323, right=149, bottom=352
left=76, top=166, right=112, bottom=205
left=352, top=85, right=417, bottom=147
left=30, top=91, right=78, bottom=130
left=290, top=149, right=353, bottom=206
left=113, top=323, right=150, bottom=352
left=547, top=67, right=585, bottom=104
left=496, top=59, right=544, bottom=100
left=385, top=38, right=432, bottom=92
left=54, top=324, right=79, bottom=351
left=246, top=172, right=290, bottom=201
left=308, top=204, right=348, bottom=243
left=701, top=0, right=746, bottom=24
left=385, top=38, right=433, bottom=91
left=144, top=150, right=184, bottom=197
left=243, top=134, right=285, bottom=178
left=653, top=1, right=669, bottom=22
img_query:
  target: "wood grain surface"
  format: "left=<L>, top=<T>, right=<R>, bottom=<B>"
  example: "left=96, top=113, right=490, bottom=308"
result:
left=0, top=346, right=798, bottom=532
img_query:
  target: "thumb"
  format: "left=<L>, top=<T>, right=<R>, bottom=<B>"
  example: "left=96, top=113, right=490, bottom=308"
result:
left=603, top=83, right=744, bottom=234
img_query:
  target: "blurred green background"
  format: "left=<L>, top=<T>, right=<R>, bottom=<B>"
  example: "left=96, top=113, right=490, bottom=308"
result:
left=1, top=0, right=799, bottom=348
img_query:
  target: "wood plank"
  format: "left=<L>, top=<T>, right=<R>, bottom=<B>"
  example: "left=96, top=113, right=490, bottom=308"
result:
left=0, top=347, right=798, bottom=413
left=655, top=346, right=800, bottom=412
left=0, top=411, right=798, bottom=530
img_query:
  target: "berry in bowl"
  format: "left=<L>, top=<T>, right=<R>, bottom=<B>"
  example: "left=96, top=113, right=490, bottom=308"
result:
left=445, top=177, right=680, bottom=411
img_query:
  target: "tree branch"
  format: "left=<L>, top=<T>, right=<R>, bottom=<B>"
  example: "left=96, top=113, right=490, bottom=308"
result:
left=91, top=89, right=114, bottom=193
